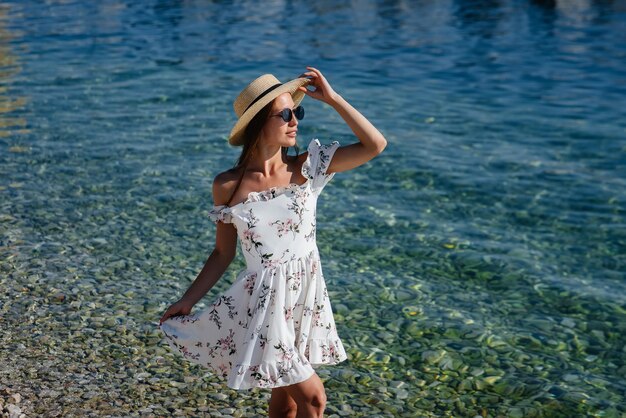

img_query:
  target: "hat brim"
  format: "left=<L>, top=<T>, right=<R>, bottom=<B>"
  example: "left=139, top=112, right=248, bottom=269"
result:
left=228, top=77, right=311, bottom=146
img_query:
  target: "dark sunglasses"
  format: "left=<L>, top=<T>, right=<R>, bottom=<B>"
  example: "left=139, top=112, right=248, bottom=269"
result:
left=271, top=105, right=304, bottom=123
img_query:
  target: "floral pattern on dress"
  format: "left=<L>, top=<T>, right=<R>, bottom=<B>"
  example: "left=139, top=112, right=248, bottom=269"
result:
left=243, top=273, right=256, bottom=295
left=320, top=342, right=341, bottom=363
left=285, top=268, right=303, bottom=292
left=208, top=295, right=237, bottom=330
left=159, top=138, right=348, bottom=390
left=208, top=328, right=237, bottom=358
left=284, top=305, right=294, bottom=321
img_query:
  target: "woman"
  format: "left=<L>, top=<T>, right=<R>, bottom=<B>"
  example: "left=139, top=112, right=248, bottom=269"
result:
left=159, top=66, right=386, bottom=418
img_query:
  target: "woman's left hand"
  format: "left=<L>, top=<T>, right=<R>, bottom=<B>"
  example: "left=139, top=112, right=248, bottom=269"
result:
left=297, top=66, right=339, bottom=105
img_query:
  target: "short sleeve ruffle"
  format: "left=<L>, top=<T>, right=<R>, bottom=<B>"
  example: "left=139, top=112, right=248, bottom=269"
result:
left=208, top=204, right=233, bottom=224
left=302, top=138, right=340, bottom=191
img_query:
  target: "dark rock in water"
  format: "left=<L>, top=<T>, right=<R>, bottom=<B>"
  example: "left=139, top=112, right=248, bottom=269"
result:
left=548, top=385, right=567, bottom=399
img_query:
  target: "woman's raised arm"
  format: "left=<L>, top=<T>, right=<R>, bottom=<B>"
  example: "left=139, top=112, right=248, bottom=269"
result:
left=298, top=66, right=387, bottom=174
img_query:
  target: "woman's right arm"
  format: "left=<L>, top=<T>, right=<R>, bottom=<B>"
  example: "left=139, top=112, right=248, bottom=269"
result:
left=159, top=173, right=238, bottom=324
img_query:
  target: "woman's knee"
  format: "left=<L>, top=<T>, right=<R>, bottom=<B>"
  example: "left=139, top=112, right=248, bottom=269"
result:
left=270, top=400, right=297, bottom=417
left=310, top=390, right=327, bottom=408
left=269, top=387, right=298, bottom=418
left=270, top=405, right=297, bottom=418
left=285, top=372, right=327, bottom=411
left=294, top=389, right=326, bottom=414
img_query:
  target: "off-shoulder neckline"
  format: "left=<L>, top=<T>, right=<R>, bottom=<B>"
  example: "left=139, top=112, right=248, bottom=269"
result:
left=221, top=179, right=312, bottom=211
left=213, top=138, right=335, bottom=210
left=212, top=147, right=314, bottom=211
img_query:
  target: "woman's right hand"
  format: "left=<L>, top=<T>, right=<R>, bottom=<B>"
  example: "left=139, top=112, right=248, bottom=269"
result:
left=159, top=298, right=195, bottom=325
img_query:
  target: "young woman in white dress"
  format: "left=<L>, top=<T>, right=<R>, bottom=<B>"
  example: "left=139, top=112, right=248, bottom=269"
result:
left=160, top=66, right=387, bottom=418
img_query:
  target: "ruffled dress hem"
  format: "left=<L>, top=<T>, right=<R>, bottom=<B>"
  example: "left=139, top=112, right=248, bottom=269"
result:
left=228, top=358, right=314, bottom=390
left=227, top=336, right=348, bottom=390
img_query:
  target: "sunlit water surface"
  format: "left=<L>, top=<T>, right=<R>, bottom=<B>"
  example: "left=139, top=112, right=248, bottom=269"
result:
left=1, top=0, right=625, bottom=416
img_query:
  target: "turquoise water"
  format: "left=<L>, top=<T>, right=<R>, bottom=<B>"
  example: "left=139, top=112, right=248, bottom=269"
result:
left=1, top=1, right=625, bottom=416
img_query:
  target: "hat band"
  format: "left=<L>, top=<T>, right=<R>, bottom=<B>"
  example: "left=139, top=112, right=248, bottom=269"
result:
left=243, top=83, right=282, bottom=113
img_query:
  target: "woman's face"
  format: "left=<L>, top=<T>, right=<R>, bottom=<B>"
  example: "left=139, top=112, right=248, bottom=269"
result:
left=260, top=92, right=299, bottom=147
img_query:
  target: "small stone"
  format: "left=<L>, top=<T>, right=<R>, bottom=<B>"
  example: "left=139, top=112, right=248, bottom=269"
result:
left=40, top=389, right=61, bottom=398
left=470, top=368, right=484, bottom=377
left=6, top=404, right=22, bottom=417
left=390, top=380, right=405, bottom=389
left=337, top=403, right=354, bottom=416
left=421, top=350, right=445, bottom=364
left=394, top=389, right=409, bottom=400
left=563, top=373, right=578, bottom=382
left=483, top=376, right=501, bottom=385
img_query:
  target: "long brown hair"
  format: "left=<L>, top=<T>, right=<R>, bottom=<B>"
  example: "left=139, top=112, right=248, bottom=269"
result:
left=225, top=98, right=301, bottom=206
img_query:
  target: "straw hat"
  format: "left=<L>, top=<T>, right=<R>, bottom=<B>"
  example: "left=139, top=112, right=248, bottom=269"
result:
left=228, top=74, right=311, bottom=146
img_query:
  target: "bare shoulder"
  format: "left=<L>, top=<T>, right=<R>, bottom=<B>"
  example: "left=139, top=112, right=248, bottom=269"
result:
left=212, top=168, right=240, bottom=206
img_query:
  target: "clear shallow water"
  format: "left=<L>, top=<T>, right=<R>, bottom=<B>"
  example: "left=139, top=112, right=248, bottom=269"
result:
left=1, top=0, right=625, bottom=416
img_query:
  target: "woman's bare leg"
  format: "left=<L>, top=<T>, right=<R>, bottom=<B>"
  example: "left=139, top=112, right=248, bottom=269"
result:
left=283, top=372, right=327, bottom=418
left=269, top=386, right=298, bottom=418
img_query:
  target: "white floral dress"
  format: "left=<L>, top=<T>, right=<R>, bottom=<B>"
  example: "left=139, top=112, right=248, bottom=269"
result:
left=158, top=138, right=348, bottom=390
